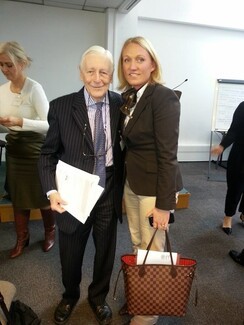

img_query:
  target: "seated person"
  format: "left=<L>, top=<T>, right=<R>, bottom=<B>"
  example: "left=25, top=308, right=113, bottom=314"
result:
left=0, top=281, right=16, bottom=325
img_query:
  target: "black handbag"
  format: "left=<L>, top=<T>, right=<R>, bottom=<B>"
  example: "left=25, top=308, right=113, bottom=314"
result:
left=0, top=292, right=41, bottom=325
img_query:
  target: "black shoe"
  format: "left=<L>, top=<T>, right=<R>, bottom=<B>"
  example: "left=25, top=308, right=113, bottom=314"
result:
left=54, top=298, right=78, bottom=324
left=229, top=250, right=244, bottom=266
left=88, top=299, right=112, bottom=325
left=222, top=227, right=232, bottom=235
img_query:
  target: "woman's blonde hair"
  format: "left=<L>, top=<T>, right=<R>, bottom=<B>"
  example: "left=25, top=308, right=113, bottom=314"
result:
left=117, top=36, right=163, bottom=90
left=0, top=41, right=32, bottom=68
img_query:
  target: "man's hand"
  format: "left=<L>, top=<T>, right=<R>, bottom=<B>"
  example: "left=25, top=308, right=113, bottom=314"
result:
left=49, top=192, right=67, bottom=213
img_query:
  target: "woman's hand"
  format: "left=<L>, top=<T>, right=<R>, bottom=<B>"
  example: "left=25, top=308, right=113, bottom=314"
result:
left=211, top=145, right=224, bottom=156
left=147, top=208, right=170, bottom=230
left=0, top=116, right=23, bottom=127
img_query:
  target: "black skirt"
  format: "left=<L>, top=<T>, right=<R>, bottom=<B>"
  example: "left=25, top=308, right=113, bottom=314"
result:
left=5, top=131, right=49, bottom=209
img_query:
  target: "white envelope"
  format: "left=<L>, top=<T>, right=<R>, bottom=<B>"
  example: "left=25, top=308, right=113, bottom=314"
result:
left=137, top=249, right=180, bottom=265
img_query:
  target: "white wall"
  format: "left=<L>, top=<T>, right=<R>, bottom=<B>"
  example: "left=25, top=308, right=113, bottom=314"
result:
left=113, top=0, right=244, bottom=161
left=1, top=0, right=244, bottom=161
left=0, top=1, right=106, bottom=101
left=0, top=0, right=106, bottom=153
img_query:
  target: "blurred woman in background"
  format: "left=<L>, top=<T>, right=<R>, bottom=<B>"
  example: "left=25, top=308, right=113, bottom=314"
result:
left=0, top=41, right=55, bottom=258
left=211, top=101, right=244, bottom=235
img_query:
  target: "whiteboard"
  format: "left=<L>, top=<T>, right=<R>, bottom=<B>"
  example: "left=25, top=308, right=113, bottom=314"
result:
left=212, top=79, right=244, bottom=131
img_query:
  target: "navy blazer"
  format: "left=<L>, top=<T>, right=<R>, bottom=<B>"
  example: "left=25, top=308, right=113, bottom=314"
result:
left=38, top=87, right=124, bottom=233
left=123, top=83, right=182, bottom=211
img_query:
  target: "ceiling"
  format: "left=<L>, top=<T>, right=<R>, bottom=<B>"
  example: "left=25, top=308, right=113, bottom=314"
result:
left=6, top=0, right=141, bottom=13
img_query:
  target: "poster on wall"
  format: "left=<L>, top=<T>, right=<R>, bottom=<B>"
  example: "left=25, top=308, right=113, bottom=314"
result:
left=212, top=79, right=244, bottom=131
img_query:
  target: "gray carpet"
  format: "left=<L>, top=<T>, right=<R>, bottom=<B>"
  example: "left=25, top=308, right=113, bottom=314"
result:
left=0, top=162, right=243, bottom=325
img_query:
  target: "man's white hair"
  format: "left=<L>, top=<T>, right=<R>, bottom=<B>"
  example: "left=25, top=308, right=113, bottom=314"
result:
left=79, top=45, right=114, bottom=73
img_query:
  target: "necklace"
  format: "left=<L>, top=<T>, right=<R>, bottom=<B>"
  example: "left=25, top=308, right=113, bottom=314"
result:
left=10, top=77, right=26, bottom=94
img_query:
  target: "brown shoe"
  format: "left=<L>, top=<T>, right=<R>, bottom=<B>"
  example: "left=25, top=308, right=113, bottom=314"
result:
left=10, top=233, right=30, bottom=258
left=10, top=210, right=30, bottom=258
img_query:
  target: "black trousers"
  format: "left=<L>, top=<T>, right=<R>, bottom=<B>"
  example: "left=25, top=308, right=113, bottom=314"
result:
left=225, top=162, right=244, bottom=216
left=58, top=170, right=117, bottom=305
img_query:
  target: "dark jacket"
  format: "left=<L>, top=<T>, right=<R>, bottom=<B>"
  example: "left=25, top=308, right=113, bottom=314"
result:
left=38, top=87, right=124, bottom=233
left=123, top=83, right=182, bottom=210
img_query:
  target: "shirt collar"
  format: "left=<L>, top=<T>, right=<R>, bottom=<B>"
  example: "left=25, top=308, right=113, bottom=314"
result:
left=136, top=83, right=148, bottom=102
left=84, top=87, right=108, bottom=108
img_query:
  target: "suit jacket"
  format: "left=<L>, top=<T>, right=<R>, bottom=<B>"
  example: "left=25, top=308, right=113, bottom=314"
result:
left=38, top=87, right=124, bottom=233
left=123, top=83, right=182, bottom=211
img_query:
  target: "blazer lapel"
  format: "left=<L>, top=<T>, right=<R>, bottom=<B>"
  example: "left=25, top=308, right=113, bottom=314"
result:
left=123, top=84, right=155, bottom=136
left=71, top=88, right=93, bottom=151
left=108, top=91, right=121, bottom=147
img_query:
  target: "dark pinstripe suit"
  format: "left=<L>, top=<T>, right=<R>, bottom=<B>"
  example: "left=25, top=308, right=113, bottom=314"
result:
left=38, top=87, right=124, bottom=305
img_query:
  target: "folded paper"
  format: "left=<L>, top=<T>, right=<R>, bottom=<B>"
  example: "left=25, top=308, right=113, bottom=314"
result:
left=55, top=160, right=104, bottom=223
left=137, top=249, right=180, bottom=265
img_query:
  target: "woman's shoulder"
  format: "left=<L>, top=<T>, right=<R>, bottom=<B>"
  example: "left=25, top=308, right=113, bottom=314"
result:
left=23, top=77, right=45, bottom=94
left=146, top=83, right=177, bottom=98
left=0, top=81, right=10, bottom=91
left=25, top=77, right=42, bottom=88
left=237, top=101, right=244, bottom=109
left=234, top=101, right=244, bottom=120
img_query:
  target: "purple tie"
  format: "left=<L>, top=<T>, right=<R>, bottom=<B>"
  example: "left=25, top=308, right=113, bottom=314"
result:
left=94, top=102, right=106, bottom=188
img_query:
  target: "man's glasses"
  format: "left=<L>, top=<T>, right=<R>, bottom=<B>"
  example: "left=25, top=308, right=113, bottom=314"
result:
left=120, top=88, right=138, bottom=116
left=82, top=124, right=111, bottom=158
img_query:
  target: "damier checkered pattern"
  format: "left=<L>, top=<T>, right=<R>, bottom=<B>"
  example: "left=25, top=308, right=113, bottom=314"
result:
left=121, top=255, right=197, bottom=316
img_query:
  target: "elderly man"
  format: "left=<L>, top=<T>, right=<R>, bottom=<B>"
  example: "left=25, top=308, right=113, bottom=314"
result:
left=38, top=46, right=124, bottom=325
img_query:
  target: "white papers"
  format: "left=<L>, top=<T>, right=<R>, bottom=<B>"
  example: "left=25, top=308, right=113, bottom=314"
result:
left=137, top=250, right=180, bottom=265
left=55, top=160, right=104, bottom=224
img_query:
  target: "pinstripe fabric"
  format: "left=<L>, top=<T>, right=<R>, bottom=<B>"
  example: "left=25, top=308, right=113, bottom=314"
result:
left=85, top=91, right=113, bottom=166
left=38, top=87, right=124, bottom=304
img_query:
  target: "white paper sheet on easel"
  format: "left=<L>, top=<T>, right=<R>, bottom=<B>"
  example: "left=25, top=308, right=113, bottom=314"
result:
left=55, top=160, right=104, bottom=224
left=137, top=250, right=180, bottom=265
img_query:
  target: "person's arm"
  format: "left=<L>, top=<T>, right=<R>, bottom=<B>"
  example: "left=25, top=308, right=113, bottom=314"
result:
left=220, top=102, right=243, bottom=149
left=22, top=83, right=49, bottom=133
left=0, top=83, right=49, bottom=133
left=212, top=102, right=243, bottom=155
left=38, top=100, right=61, bottom=199
left=150, top=87, right=181, bottom=228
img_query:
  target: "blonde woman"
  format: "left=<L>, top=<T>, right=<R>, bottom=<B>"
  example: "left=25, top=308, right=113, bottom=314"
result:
left=118, top=36, right=182, bottom=325
left=0, top=41, right=55, bottom=258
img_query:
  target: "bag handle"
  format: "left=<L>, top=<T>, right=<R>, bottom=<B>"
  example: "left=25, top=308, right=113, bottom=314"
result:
left=139, top=229, right=177, bottom=278
left=0, top=291, right=12, bottom=324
